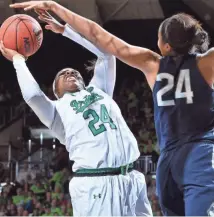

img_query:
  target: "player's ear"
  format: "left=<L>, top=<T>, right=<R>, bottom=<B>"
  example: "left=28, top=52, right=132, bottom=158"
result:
left=165, top=43, right=170, bottom=50
left=165, top=43, right=172, bottom=54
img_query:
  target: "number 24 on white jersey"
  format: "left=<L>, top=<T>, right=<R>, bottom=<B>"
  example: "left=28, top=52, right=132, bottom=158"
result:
left=156, top=69, right=194, bottom=106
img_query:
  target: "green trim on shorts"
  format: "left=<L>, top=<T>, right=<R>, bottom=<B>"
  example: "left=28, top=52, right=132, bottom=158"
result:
left=75, top=163, right=134, bottom=175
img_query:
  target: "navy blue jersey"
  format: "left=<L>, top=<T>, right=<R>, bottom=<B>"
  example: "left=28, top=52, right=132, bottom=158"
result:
left=153, top=54, right=214, bottom=152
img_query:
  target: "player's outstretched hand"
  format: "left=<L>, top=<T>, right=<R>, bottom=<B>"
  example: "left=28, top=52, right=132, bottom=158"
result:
left=0, top=41, right=20, bottom=62
left=35, top=10, right=65, bottom=34
left=10, top=1, right=55, bottom=12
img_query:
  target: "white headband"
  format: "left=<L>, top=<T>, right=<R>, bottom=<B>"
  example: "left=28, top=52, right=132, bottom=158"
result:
left=52, top=79, right=59, bottom=99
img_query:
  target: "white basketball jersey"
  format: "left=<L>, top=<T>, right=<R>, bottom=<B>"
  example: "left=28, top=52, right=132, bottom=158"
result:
left=55, top=85, right=140, bottom=171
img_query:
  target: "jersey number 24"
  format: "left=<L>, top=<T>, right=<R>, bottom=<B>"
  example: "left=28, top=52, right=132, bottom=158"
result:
left=157, top=69, right=193, bottom=106
left=83, top=104, right=117, bottom=136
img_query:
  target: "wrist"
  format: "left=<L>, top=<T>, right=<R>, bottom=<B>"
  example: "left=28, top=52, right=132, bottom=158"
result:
left=13, top=54, right=26, bottom=62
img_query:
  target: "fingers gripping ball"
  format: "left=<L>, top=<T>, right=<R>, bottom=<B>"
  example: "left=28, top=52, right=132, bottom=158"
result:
left=0, top=14, right=43, bottom=57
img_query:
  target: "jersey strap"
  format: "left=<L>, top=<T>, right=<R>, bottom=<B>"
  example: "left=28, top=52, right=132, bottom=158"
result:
left=74, top=163, right=134, bottom=176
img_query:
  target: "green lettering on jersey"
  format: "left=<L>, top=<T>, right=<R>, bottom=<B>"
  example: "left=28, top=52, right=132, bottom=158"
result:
left=70, top=87, right=117, bottom=136
left=70, top=90, right=103, bottom=114
left=83, top=104, right=117, bottom=136
left=100, top=104, right=117, bottom=129
left=83, top=109, right=106, bottom=136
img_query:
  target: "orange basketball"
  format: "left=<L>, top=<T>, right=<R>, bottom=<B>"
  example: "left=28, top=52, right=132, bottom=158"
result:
left=0, top=14, right=43, bottom=57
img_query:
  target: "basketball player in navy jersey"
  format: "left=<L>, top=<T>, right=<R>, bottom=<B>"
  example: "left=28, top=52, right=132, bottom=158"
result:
left=9, top=1, right=214, bottom=215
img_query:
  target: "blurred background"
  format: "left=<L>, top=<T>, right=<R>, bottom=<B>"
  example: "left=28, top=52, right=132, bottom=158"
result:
left=0, top=0, right=213, bottom=216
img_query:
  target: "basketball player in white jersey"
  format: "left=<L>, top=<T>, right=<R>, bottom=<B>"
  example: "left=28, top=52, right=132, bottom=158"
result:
left=0, top=11, right=152, bottom=216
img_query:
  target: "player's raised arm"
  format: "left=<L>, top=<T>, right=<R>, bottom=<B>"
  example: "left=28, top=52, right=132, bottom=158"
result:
left=10, top=1, right=160, bottom=76
left=0, top=42, right=65, bottom=144
left=51, top=3, right=160, bottom=75
left=38, top=11, right=116, bottom=96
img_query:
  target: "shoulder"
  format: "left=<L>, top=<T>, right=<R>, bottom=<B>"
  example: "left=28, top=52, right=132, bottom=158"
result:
left=197, top=48, right=214, bottom=70
left=196, top=48, right=214, bottom=66
left=197, top=47, right=214, bottom=64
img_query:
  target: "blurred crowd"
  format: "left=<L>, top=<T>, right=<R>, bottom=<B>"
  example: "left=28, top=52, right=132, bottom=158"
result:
left=0, top=164, right=72, bottom=216
left=0, top=82, right=11, bottom=105
left=0, top=81, right=23, bottom=127
left=145, top=172, right=162, bottom=216
left=0, top=81, right=23, bottom=106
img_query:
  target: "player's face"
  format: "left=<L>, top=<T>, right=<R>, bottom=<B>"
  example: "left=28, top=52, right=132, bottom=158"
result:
left=158, top=31, right=172, bottom=56
left=54, top=68, right=85, bottom=98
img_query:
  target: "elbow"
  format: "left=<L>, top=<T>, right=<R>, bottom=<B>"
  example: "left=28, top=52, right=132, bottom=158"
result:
left=22, top=95, right=35, bottom=104
left=86, top=22, right=115, bottom=58
left=90, top=21, right=100, bottom=32
left=100, top=53, right=114, bottom=60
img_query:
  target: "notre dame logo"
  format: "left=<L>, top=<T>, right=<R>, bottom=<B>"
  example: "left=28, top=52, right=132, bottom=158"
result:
left=208, top=202, right=214, bottom=216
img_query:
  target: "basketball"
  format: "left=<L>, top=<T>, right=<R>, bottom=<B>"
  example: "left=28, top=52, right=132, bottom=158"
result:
left=0, top=14, right=43, bottom=57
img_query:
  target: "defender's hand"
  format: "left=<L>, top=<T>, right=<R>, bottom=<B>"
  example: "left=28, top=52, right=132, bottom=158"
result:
left=35, top=10, right=65, bottom=34
left=0, top=41, right=21, bottom=62
left=10, top=1, right=55, bottom=12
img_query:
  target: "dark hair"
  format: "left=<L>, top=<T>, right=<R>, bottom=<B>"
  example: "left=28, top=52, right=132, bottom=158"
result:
left=160, top=13, right=210, bottom=55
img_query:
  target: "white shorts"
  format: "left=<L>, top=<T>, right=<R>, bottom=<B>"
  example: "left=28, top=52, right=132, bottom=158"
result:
left=69, top=170, right=153, bottom=216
